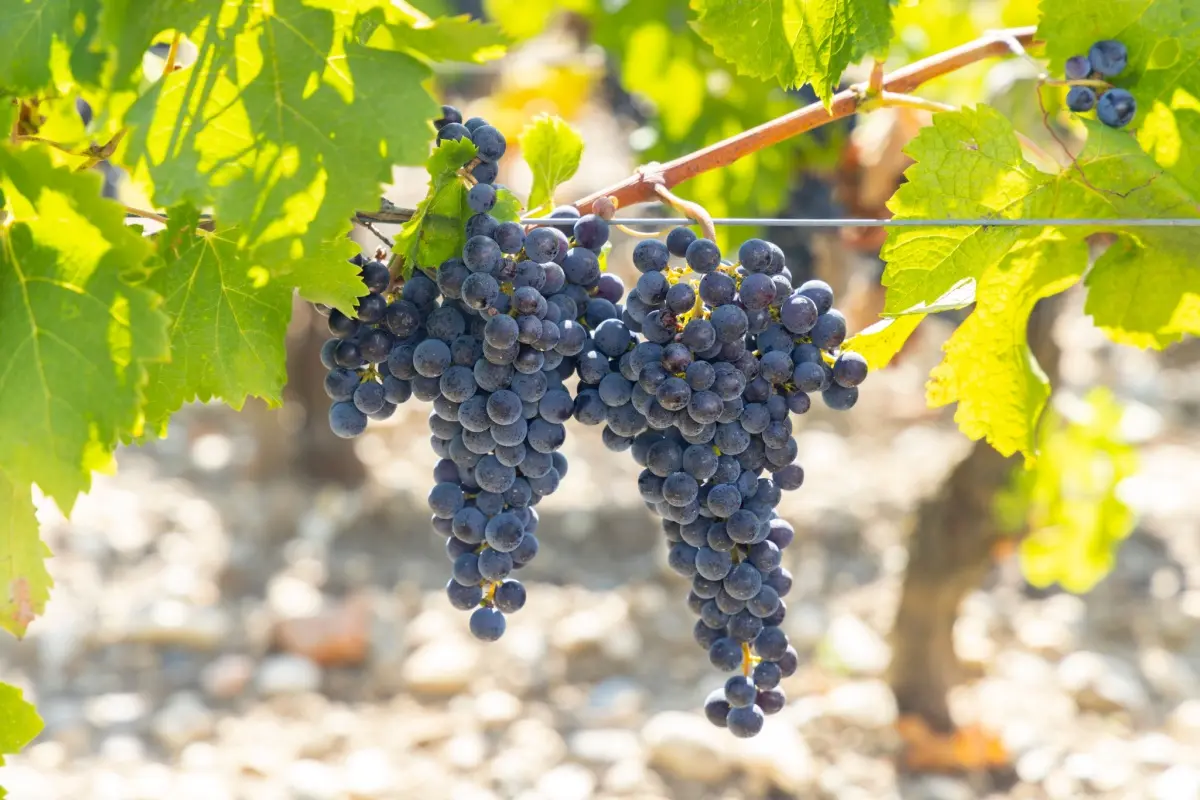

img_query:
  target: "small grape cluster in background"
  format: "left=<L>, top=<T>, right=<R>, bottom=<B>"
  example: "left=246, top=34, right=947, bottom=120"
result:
left=1064, top=40, right=1136, bottom=128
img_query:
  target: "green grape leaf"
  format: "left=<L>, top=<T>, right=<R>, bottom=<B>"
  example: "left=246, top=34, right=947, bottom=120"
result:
left=881, top=106, right=1072, bottom=316
left=365, top=12, right=508, bottom=63
left=0, top=144, right=168, bottom=509
left=874, top=96, right=1200, bottom=458
left=519, top=114, right=584, bottom=212
left=492, top=187, right=523, bottom=223
left=258, top=227, right=366, bottom=316
left=690, top=0, right=893, bottom=105
left=393, top=138, right=476, bottom=276
left=117, top=0, right=438, bottom=300
left=0, top=681, right=42, bottom=782
left=1001, top=388, right=1138, bottom=594
left=1069, top=123, right=1200, bottom=349
left=927, top=233, right=1086, bottom=461
left=0, top=471, right=50, bottom=638
left=0, top=0, right=97, bottom=93
left=842, top=314, right=923, bottom=370
left=142, top=206, right=292, bottom=434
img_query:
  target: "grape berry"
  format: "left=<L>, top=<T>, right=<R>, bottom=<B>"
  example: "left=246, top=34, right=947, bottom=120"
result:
left=1061, top=40, right=1135, bottom=128
left=315, top=106, right=871, bottom=738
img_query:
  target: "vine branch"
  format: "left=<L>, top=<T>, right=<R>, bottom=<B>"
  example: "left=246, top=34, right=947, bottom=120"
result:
left=120, top=27, right=1045, bottom=236
left=568, top=26, right=1039, bottom=216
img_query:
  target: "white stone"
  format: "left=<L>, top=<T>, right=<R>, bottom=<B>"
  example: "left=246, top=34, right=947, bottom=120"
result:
left=731, top=722, right=815, bottom=792
left=642, top=712, right=732, bottom=784
left=403, top=638, right=480, bottom=694
left=152, top=692, right=215, bottom=751
left=534, top=763, right=596, bottom=800
left=1168, top=700, right=1200, bottom=743
left=568, top=729, right=642, bottom=764
left=267, top=573, right=325, bottom=619
left=200, top=654, right=255, bottom=699
left=824, top=680, right=898, bottom=729
left=474, top=689, right=521, bottom=727
left=824, top=614, right=890, bottom=675
left=84, top=693, right=147, bottom=727
left=1155, top=766, right=1200, bottom=800
left=344, top=748, right=395, bottom=798
left=285, top=759, right=342, bottom=800
left=1057, top=651, right=1149, bottom=715
left=256, top=654, right=322, bottom=696
left=115, top=601, right=230, bottom=650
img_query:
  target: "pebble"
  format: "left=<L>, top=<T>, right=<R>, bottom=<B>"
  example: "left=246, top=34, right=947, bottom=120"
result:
left=568, top=729, right=642, bottom=764
left=201, top=654, right=255, bottom=699
left=579, top=678, right=645, bottom=726
left=473, top=689, right=522, bottom=727
left=824, top=679, right=898, bottom=728
left=551, top=595, right=639, bottom=661
left=343, top=748, right=395, bottom=798
left=402, top=639, right=480, bottom=694
left=274, top=595, right=371, bottom=667
left=152, top=692, right=215, bottom=751
left=731, top=722, right=815, bottom=792
left=824, top=614, right=891, bottom=675
left=84, top=693, right=147, bottom=727
left=284, top=759, right=342, bottom=800
left=642, top=712, right=731, bottom=784
left=1167, top=699, right=1200, bottom=743
left=534, top=763, right=596, bottom=800
left=1156, top=766, right=1200, bottom=800
left=1058, top=651, right=1150, bottom=715
left=256, top=655, right=322, bottom=696
left=113, top=601, right=230, bottom=650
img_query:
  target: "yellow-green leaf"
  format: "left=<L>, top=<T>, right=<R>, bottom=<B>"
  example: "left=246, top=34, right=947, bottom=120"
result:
left=882, top=106, right=1065, bottom=316
left=0, top=470, right=50, bottom=638
left=1000, top=388, right=1138, bottom=594
left=0, top=681, right=43, bottom=790
left=926, top=233, right=1086, bottom=461
left=519, top=114, right=584, bottom=211
left=690, top=0, right=893, bottom=105
left=841, top=314, right=923, bottom=370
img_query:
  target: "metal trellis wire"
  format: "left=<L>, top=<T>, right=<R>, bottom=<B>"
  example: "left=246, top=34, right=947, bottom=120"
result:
left=518, top=217, right=1200, bottom=228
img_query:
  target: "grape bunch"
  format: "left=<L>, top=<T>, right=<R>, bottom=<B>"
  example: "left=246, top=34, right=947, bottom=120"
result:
left=317, top=252, right=416, bottom=437
left=1064, top=40, right=1136, bottom=129
left=425, top=105, right=592, bottom=642
left=592, top=228, right=867, bottom=736
left=315, top=104, right=873, bottom=733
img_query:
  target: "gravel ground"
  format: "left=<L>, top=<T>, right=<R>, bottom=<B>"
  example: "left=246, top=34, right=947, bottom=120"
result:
left=2, top=305, right=1200, bottom=800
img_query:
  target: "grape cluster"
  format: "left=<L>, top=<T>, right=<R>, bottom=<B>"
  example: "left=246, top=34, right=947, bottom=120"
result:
left=316, top=105, right=872, bottom=730
left=317, top=253, right=416, bottom=436
left=590, top=228, right=866, bottom=737
left=1064, top=40, right=1135, bottom=128
left=427, top=105, right=593, bottom=642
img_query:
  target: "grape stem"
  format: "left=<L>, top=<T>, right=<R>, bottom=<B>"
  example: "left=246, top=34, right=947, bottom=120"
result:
left=566, top=26, right=1039, bottom=215
left=164, top=33, right=183, bottom=75
left=125, top=206, right=169, bottom=225
left=1042, top=78, right=1112, bottom=90
left=867, top=59, right=885, bottom=97
left=641, top=169, right=718, bottom=241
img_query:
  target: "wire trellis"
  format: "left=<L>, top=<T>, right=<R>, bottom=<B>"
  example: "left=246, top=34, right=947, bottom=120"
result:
left=519, top=217, right=1200, bottom=228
